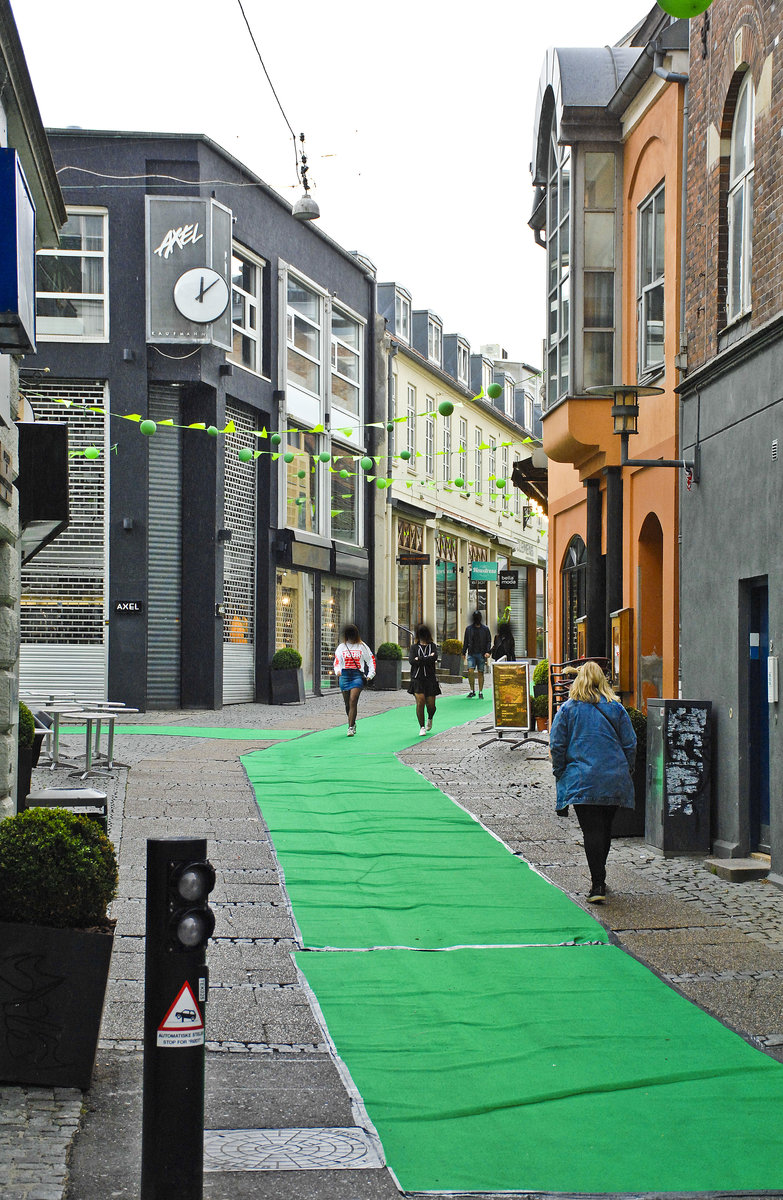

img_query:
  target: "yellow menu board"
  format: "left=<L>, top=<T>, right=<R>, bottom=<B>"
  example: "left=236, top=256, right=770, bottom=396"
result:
left=491, top=662, right=531, bottom=730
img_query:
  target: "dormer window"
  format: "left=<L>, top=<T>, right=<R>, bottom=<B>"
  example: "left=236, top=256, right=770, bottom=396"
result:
left=504, top=378, right=514, bottom=416
left=395, top=290, right=411, bottom=342
left=481, top=359, right=493, bottom=397
left=457, top=342, right=469, bottom=386
left=428, top=317, right=442, bottom=366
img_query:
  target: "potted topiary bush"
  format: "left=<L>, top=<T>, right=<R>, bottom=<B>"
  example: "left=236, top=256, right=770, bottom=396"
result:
left=441, top=638, right=463, bottom=678
left=16, top=702, right=47, bottom=811
left=270, top=646, right=305, bottom=705
left=532, top=693, right=550, bottom=731
left=532, top=658, right=549, bottom=698
left=375, top=642, right=403, bottom=690
left=0, top=807, right=118, bottom=1088
left=613, top=706, right=648, bottom=837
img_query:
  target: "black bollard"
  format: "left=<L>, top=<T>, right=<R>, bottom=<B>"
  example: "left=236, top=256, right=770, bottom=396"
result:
left=141, top=837, right=215, bottom=1200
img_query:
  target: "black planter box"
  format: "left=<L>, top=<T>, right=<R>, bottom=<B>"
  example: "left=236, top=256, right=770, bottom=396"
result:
left=613, top=758, right=647, bottom=837
left=0, top=921, right=113, bottom=1089
left=441, top=653, right=462, bottom=678
left=375, top=659, right=402, bottom=690
left=270, top=667, right=305, bottom=705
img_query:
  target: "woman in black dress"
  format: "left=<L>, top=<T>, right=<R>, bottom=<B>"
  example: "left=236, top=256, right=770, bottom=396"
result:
left=407, top=624, right=441, bottom=736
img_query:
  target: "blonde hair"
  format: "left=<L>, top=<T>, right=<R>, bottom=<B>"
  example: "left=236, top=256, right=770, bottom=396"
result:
left=568, top=660, right=620, bottom=704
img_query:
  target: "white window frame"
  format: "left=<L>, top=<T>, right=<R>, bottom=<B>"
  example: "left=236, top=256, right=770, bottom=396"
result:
left=425, top=395, right=435, bottom=477
left=727, top=71, right=755, bottom=324
left=457, top=342, right=469, bottom=386
left=229, top=244, right=265, bottom=375
left=504, top=378, right=514, bottom=416
left=474, top=427, right=483, bottom=502
left=427, top=317, right=442, bottom=366
left=489, top=436, right=497, bottom=508
left=36, top=206, right=109, bottom=342
left=395, top=290, right=411, bottom=343
left=458, top=417, right=468, bottom=485
left=481, top=360, right=493, bottom=397
left=286, top=271, right=323, bottom=400
left=331, top=304, right=363, bottom=419
left=406, top=384, right=417, bottom=464
left=501, top=447, right=509, bottom=511
left=637, top=183, right=665, bottom=378
left=442, top=413, right=452, bottom=481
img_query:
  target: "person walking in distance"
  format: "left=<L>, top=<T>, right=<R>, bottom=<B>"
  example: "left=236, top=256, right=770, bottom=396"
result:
left=407, top=624, right=441, bottom=736
left=549, top=660, right=636, bottom=903
left=462, top=610, right=492, bottom=698
left=491, top=620, right=516, bottom=663
left=333, top=624, right=376, bottom=737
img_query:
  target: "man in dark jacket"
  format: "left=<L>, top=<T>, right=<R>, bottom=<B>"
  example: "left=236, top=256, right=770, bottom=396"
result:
left=461, top=610, right=492, bottom=698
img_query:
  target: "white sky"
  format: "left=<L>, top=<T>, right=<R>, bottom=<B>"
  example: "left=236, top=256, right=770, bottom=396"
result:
left=11, top=0, right=644, bottom=369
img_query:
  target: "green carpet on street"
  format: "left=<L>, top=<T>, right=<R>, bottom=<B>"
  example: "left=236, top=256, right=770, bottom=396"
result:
left=59, top=725, right=309, bottom=740
left=243, top=693, right=783, bottom=1193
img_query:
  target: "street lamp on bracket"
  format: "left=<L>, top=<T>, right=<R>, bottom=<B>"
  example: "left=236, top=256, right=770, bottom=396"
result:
left=585, top=384, right=699, bottom=484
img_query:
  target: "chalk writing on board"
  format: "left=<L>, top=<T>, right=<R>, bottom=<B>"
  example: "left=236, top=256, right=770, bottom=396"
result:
left=666, top=705, right=708, bottom=816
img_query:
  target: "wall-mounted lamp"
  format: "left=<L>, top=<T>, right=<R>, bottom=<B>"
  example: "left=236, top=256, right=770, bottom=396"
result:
left=219, top=363, right=233, bottom=377
left=123, top=517, right=134, bottom=532
left=585, top=383, right=699, bottom=483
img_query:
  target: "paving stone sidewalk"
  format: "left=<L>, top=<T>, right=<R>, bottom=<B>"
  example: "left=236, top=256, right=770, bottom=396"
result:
left=3, top=687, right=783, bottom=1200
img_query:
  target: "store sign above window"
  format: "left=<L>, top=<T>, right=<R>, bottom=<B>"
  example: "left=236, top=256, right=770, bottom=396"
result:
left=470, top=561, right=498, bottom=582
left=145, top=196, right=232, bottom=350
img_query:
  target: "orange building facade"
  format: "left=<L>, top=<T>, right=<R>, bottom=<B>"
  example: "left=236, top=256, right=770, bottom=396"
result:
left=530, top=10, right=688, bottom=710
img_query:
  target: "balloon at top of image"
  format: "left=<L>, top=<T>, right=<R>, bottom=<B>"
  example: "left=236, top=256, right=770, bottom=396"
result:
left=487, top=383, right=502, bottom=400
left=657, top=0, right=712, bottom=15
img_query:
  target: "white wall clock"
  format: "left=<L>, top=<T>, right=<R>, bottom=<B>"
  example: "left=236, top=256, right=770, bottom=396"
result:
left=172, top=267, right=230, bottom=323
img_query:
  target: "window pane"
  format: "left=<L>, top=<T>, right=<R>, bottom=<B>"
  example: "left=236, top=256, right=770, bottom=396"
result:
left=732, top=81, right=749, bottom=178
left=332, top=311, right=359, bottom=348
left=331, top=454, right=358, bottom=543
left=729, top=185, right=744, bottom=318
left=333, top=341, right=359, bottom=381
left=232, top=256, right=254, bottom=291
left=584, top=272, right=613, bottom=328
left=584, top=213, right=615, bottom=269
left=583, top=331, right=613, bottom=390
left=559, top=335, right=569, bottom=394
left=292, top=314, right=319, bottom=358
left=36, top=297, right=104, bottom=337
left=654, top=192, right=665, bottom=279
left=287, top=278, right=319, bottom=320
left=643, top=284, right=664, bottom=370
left=560, top=151, right=571, bottom=221
left=584, top=153, right=615, bottom=209
left=60, top=213, right=104, bottom=252
left=287, top=347, right=320, bottom=393
left=640, top=203, right=653, bottom=288
left=286, top=427, right=318, bottom=531
left=331, top=373, right=359, bottom=413
left=560, top=275, right=570, bottom=334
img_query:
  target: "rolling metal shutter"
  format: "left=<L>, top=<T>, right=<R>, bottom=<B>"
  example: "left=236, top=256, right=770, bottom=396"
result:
left=146, top=387, right=182, bottom=709
left=222, top=402, right=256, bottom=703
left=19, top=380, right=108, bottom=700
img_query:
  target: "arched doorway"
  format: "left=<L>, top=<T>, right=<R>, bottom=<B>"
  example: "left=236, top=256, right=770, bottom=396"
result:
left=638, top=513, right=663, bottom=709
left=561, top=536, right=586, bottom=662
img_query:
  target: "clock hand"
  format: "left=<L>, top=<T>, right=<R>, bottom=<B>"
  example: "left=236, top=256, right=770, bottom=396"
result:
left=196, top=275, right=206, bottom=302
left=199, top=276, right=221, bottom=298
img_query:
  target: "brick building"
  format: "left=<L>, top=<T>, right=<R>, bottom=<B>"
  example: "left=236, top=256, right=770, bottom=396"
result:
left=679, top=0, right=783, bottom=882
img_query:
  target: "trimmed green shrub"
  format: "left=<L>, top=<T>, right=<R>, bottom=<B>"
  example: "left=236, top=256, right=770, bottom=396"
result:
left=271, top=647, right=302, bottom=670
left=532, top=658, right=549, bottom=687
left=0, top=808, right=118, bottom=929
left=376, top=642, right=403, bottom=660
left=532, top=694, right=549, bottom=718
left=18, top=702, right=35, bottom=749
left=441, top=638, right=463, bottom=656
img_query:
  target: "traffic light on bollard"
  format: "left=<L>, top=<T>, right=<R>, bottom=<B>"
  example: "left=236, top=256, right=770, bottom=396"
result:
left=168, top=859, right=216, bottom=950
left=141, top=838, right=215, bottom=1200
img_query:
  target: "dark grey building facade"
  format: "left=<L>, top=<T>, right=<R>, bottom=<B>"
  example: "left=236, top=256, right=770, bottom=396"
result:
left=22, top=130, right=379, bottom=710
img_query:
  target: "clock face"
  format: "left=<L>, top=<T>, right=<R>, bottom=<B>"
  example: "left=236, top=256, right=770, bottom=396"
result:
left=172, top=267, right=230, bottom=324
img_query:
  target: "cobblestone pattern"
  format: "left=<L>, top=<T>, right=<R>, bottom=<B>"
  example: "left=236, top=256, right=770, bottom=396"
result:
left=11, top=687, right=783, bottom=1197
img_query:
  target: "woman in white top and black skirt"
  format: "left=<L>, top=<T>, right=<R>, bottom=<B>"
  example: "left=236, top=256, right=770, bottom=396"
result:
left=407, top=624, right=441, bottom=736
left=333, top=624, right=376, bottom=737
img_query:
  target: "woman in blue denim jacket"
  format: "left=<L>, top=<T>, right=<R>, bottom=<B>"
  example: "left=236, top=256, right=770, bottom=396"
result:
left=549, top=660, right=636, bottom=904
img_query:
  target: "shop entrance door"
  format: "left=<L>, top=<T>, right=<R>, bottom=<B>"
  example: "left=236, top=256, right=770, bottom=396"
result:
left=748, top=582, right=770, bottom=852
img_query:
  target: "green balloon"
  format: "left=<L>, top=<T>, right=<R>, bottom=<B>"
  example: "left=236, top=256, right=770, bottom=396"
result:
left=453, top=477, right=464, bottom=489
left=657, top=0, right=712, bottom=15
left=339, top=469, right=351, bottom=479
left=487, top=383, right=502, bottom=400
left=283, top=451, right=295, bottom=463
left=84, top=446, right=100, bottom=460
left=295, top=496, right=305, bottom=506
left=438, top=399, right=454, bottom=417
left=386, top=421, right=394, bottom=432
left=318, top=451, right=331, bottom=463
left=376, top=478, right=388, bottom=490
left=495, top=478, right=506, bottom=490
left=400, top=449, right=411, bottom=461
left=360, top=456, right=374, bottom=472
left=297, top=469, right=306, bottom=479
left=207, top=425, right=219, bottom=437
left=238, top=447, right=253, bottom=463
left=140, top=420, right=156, bottom=436
left=270, top=432, right=282, bottom=445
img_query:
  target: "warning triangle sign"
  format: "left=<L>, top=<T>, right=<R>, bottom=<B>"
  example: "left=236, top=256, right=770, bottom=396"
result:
left=157, top=982, right=204, bottom=1047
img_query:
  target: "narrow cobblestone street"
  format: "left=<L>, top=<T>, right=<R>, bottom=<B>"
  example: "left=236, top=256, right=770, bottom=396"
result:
left=2, top=687, right=783, bottom=1199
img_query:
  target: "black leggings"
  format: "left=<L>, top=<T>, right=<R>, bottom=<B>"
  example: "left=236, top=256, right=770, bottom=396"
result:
left=575, top=804, right=618, bottom=888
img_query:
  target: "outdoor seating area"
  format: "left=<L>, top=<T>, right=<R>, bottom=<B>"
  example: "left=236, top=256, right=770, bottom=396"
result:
left=20, top=692, right=138, bottom=780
